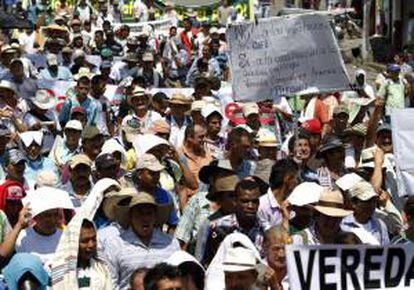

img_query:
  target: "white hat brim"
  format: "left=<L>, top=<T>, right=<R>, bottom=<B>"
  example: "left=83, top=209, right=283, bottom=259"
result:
left=313, top=205, right=353, bottom=217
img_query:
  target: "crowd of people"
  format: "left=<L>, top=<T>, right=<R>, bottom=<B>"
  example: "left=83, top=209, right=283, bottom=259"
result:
left=0, top=0, right=413, bottom=290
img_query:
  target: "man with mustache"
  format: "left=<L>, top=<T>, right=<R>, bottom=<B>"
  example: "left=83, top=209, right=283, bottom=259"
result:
left=65, top=154, right=93, bottom=208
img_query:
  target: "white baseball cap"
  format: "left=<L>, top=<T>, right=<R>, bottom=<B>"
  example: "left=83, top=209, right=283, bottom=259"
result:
left=65, top=120, right=83, bottom=131
left=201, top=104, right=222, bottom=119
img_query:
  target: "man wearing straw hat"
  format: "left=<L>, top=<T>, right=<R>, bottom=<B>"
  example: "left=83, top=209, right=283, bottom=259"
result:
left=292, top=189, right=353, bottom=245
left=100, top=192, right=180, bottom=289
left=166, top=93, right=193, bottom=148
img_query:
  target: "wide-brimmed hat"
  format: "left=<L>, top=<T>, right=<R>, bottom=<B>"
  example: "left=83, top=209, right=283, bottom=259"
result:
left=168, top=93, right=193, bottom=105
left=0, top=80, right=17, bottom=96
left=126, top=86, right=146, bottom=105
left=74, top=67, right=94, bottom=81
left=199, top=159, right=235, bottom=184
left=222, top=247, right=259, bottom=272
left=313, top=189, right=353, bottom=217
left=32, top=90, right=56, bottom=110
left=103, top=187, right=138, bottom=225
left=206, top=173, right=239, bottom=201
left=345, top=123, right=367, bottom=137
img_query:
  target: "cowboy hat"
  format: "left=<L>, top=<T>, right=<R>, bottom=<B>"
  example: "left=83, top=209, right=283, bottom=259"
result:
left=168, top=93, right=193, bottom=105
left=206, top=173, right=239, bottom=201
left=199, top=159, right=235, bottom=184
left=103, top=187, right=137, bottom=227
left=313, top=189, right=353, bottom=217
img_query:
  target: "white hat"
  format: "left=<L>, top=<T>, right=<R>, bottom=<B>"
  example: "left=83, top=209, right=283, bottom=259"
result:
left=136, top=153, right=165, bottom=172
left=191, top=100, right=206, bottom=112
left=287, top=182, right=324, bottom=206
left=46, top=53, right=58, bottom=66
left=201, top=104, right=222, bottom=119
left=0, top=80, right=17, bottom=96
left=20, top=131, right=44, bottom=147
left=65, top=120, right=83, bottom=131
left=242, top=103, right=259, bottom=117
left=133, top=134, right=170, bottom=157
left=217, top=27, right=226, bottom=34
left=349, top=181, right=378, bottom=201
left=222, top=247, right=258, bottom=272
left=167, top=251, right=205, bottom=271
left=23, top=186, right=74, bottom=218
left=74, top=67, right=94, bottom=80
left=335, top=173, right=363, bottom=191
left=32, top=90, right=56, bottom=110
left=209, top=27, right=218, bottom=34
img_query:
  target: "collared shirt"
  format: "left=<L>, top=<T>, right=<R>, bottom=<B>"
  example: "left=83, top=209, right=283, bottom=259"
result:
left=341, top=214, right=390, bottom=245
left=100, top=226, right=180, bottom=290
left=235, top=159, right=257, bottom=179
left=179, top=145, right=213, bottom=185
left=175, top=189, right=211, bottom=245
left=58, top=93, right=101, bottom=127
left=39, top=66, right=73, bottom=81
left=24, top=157, right=60, bottom=190
left=196, top=213, right=264, bottom=264
left=257, top=190, right=283, bottom=231
left=378, top=78, right=406, bottom=116
left=205, top=136, right=226, bottom=160
left=167, top=115, right=192, bottom=149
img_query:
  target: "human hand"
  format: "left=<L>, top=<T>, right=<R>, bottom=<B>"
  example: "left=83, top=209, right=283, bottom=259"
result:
left=17, top=205, right=31, bottom=229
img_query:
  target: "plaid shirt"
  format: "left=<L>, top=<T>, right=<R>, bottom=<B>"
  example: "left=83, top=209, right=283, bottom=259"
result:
left=195, top=214, right=264, bottom=264
left=100, top=227, right=180, bottom=290
left=175, top=190, right=211, bottom=245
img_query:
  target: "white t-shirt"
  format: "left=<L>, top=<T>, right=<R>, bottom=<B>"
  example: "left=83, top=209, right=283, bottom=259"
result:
left=16, top=227, right=63, bottom=264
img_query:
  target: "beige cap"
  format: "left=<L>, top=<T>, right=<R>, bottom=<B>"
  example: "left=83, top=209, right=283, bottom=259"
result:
left=349, top=181, right=378, bottom=201
left=69, top=154, right=92, bottom=169
left=142, top=52, right=154, bottom=62
left=136, top=153, right=165, bottom=172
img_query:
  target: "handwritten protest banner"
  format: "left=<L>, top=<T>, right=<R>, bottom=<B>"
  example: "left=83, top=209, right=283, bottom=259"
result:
left=286, top=244, right=414, bottom=290
left=227, top=14, right=350, bottom=102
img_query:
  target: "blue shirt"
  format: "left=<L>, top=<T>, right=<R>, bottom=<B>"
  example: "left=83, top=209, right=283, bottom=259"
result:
left=39, top=67, right=73, bottom=81
left=153, top=187, right=179, bottom=227
left=24, top=157, right=59, bottom=190
left=59, top=94, right=100, bottom=126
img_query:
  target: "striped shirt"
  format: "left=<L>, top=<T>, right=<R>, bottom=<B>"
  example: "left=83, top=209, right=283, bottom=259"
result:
left=100, top=226, right=180, bottom=290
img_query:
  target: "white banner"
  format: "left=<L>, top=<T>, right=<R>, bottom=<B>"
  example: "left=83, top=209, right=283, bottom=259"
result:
left=227, top=14, right=350, bottom=102
left=114, top=18, right=175, bottom=35
left=286, top=244, right=414, bottom=290
left=391, top=109, right=414, bottom=199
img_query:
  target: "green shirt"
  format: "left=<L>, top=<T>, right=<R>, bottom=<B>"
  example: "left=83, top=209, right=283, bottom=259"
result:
left=378, top=79, right=406, bottom=116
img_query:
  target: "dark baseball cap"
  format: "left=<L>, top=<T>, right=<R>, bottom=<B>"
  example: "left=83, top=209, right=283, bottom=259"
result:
left=95, top=153, right=117, bottom=170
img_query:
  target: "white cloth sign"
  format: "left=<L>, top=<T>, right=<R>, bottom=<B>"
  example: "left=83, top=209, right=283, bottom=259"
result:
left=286, top=244, right=414, bottom=290
left=227, top=14, right=350, bottom=102
left=391, top=109, right=414, bottom=198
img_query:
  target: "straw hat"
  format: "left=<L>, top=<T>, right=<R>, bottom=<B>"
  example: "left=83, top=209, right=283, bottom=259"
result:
left=313, top=189, right=353, bottom=217
left=168, top=93, right=193, bottom=105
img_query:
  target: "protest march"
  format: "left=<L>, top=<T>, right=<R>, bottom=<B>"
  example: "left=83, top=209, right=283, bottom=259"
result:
left=1, top=0, right=414, bottom=289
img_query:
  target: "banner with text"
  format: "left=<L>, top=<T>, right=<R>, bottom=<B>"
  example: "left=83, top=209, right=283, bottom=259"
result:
left=286, top=244, right=414, bottom=290
left=227, top=14, right=350, bottom=102
left=392, top=109, right=414, bottom=203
